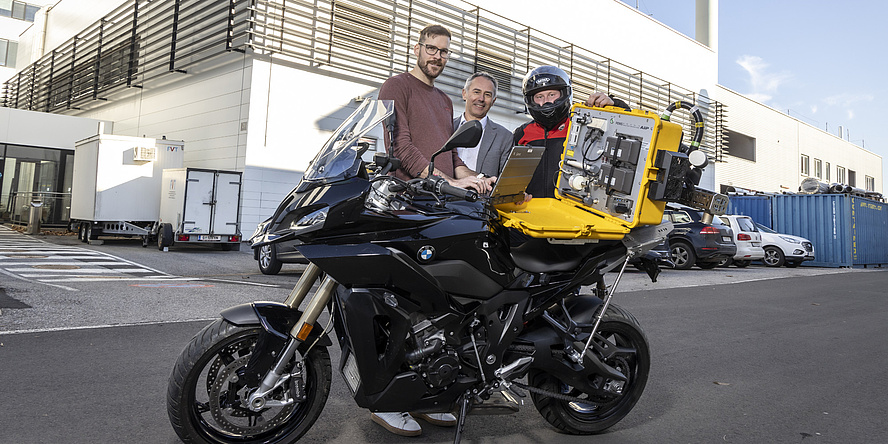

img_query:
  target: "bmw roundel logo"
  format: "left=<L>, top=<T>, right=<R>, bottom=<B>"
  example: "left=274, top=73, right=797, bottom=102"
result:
left=417, top=246, right=435, bottom=262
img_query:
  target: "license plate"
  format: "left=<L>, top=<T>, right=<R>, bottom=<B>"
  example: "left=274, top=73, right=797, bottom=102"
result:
left=722, top=236, right=731, bottom=242
left=197, top=235, right=221, bottom=241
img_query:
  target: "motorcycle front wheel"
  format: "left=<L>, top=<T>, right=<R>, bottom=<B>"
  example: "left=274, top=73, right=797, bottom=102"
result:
left=167, top=319, right=331, bottom=444
left=529, top=304, right=650, bottom=434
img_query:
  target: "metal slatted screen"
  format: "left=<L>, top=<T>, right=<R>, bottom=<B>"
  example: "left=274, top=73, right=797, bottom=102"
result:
left=2, top=0, right=726, bottom=158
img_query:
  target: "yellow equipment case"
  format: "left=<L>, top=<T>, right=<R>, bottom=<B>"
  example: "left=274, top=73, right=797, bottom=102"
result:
left=496, top=103, right=686, bottom=240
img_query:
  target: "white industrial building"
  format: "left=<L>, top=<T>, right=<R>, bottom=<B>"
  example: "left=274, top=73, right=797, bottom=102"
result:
left=1, top=0, right=881, bottom=233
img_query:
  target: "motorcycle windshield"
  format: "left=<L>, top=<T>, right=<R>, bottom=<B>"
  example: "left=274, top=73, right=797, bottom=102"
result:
left=303, top=99, right=394, bottom=181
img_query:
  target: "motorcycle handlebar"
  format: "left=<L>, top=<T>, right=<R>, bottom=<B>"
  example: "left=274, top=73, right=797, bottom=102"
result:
left=421, top=176, right=478, bottom=202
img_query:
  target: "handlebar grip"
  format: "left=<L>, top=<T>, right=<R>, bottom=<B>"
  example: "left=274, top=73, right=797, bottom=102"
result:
left=436, top=179, right=478, bottom=202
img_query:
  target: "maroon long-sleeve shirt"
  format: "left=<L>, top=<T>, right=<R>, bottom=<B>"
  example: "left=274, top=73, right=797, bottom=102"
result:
left=379, top=72, right=462, bottom=180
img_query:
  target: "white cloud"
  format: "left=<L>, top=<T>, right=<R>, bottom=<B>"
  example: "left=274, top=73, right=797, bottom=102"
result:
left=810, top=105, right=818, bottom=114
left=736, top=55, right=792, bottom=104
left=824, top=93, right=874, bottom=107
left=823, top=94, right=872, bottom=121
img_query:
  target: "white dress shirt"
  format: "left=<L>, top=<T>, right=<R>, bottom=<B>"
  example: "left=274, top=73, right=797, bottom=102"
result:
left=456, top=115, right=488, bottom=171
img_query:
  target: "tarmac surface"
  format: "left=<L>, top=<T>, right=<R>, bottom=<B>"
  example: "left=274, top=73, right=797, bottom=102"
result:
left=1, top=226, right=887, bottom=443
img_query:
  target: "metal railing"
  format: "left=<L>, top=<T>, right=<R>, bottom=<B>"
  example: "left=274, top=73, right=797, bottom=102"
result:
left=2, top=0, right=727, bottom=160
left=4, top=191, right=72, bottom=227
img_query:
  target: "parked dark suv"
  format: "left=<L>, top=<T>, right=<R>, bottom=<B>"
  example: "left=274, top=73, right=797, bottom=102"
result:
left=653, top=207, right=737, bottom=270
left=251, top=217, right=308, bottom=275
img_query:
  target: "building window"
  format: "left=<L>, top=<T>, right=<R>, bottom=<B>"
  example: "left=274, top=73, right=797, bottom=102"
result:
left=0, top=1, right=40, bottom=22
left=848, top=170, right=856, bottom=187
left=837, top=166, right=846, bottom=184
left=800, top=154, right=809, bottom=176
left=726, top=130, right=756, bottom=161
left=814, top=158, right=822, bottom=179
left=0, top=38, right=17, bottom=68
left=866, top=176, right=875, bottom=192
left=825, top=162, right=831, bottom=182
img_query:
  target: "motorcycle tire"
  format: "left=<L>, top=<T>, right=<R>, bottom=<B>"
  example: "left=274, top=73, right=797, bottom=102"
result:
left=529, top=304, right=650, bottom=434
left=167, top=318, right=332, bottom=444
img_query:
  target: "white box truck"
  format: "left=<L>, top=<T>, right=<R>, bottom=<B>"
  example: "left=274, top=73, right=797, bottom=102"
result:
left=157, top=168, right=243, bottom=250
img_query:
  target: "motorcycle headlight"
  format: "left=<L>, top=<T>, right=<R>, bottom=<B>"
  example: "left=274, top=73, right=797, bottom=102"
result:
left=779, top=236, right=801, bottom=244
left=290, top=207, right=328, bottom=233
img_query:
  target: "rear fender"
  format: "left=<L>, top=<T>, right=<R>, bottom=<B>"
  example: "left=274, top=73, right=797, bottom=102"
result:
left=221, top=302, right=332, bottom=386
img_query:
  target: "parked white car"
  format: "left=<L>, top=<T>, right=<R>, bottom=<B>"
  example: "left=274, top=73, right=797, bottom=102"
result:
left=754, top=223, right=816, bottom=268
left=719, top=215, right=765, bottom=267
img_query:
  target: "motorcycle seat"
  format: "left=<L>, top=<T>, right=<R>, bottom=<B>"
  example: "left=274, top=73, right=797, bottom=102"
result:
left=510, top=238, right=599, bottom=273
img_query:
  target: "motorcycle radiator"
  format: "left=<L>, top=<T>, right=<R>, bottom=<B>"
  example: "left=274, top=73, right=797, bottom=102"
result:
left=498, top=104, right=705, bottom=240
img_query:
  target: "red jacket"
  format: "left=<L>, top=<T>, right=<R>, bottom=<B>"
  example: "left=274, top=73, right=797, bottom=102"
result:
left=513, top=118, right=571, bottom=199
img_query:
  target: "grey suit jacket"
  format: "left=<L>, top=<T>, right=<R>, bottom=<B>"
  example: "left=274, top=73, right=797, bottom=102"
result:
left=452, top=116, right=513, bottom=178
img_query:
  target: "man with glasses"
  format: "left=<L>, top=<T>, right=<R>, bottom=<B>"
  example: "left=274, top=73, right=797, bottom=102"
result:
left=371, top=24, right=478, bottom=437
left=379, top=24, right=495, bottom=195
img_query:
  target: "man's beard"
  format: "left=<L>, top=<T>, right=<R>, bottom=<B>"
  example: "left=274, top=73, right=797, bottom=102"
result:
left=419, top=58, right=445, bottom=79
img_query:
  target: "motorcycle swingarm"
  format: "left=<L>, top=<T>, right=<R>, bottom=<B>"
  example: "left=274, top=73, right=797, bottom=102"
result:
left=517, top=295, right=627, bottom=392
left=221, top=302, right=332, bottom=386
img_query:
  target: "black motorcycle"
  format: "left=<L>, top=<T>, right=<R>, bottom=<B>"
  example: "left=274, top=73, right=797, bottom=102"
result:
left=166, top=98, right=722, bottom=443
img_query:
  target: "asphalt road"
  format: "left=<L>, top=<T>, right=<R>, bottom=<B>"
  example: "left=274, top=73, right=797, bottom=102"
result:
left=1, top=228, right=887, bottom=443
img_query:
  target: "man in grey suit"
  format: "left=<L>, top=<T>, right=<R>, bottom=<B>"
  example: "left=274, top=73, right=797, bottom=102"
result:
left=453, top=72, right=513, bottom=179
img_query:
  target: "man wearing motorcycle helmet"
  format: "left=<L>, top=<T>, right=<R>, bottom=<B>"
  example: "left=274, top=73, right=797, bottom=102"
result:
left=514, top=65, right=629, bottom=200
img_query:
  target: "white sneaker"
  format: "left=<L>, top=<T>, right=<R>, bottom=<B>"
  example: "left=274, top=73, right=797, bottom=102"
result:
left=370, top=412, right=422, bottom=436
left=412, top=412, right=457, bottom=427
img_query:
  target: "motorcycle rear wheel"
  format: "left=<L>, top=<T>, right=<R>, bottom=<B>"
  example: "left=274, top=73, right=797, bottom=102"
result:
left=167, top=319, right=331, bottom=444
left=529, top=304, right=650, bottom=434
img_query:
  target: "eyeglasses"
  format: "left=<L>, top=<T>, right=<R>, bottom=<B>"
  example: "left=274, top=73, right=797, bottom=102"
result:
left=418, top=43, right=450, bottom=58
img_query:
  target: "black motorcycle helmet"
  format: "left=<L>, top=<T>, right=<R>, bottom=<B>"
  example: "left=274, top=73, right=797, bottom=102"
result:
left=522, top=65, right=573, bottom=130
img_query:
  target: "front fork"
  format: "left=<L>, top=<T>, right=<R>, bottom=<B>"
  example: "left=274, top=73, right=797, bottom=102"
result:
left=247, top=263, right=337, bottom=411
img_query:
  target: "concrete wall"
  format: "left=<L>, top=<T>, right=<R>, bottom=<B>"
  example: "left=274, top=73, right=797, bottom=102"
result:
left=479, top=0, right=718, bottom=94
left=713, top=85, right=881, bottom=193
left=0, top=107, right=110, bottom=149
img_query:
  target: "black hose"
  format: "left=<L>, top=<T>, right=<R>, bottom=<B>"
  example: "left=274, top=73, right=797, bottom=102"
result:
left=661, top=101, right=704, bottom=149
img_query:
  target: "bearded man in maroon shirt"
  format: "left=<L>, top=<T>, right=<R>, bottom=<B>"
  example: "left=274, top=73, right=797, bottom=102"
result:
left=379, top=24, right=495, bottom=195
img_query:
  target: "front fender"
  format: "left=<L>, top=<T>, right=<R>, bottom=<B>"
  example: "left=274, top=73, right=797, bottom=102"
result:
left=221, top=302, right=332, bottom=346
left=221, top=302, right=332, bottom=387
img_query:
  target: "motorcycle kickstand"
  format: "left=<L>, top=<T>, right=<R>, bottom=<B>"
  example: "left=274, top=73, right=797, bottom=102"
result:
left=452, top=392, right=471, bottom=444
left=581, top=254, right=631, bottom=358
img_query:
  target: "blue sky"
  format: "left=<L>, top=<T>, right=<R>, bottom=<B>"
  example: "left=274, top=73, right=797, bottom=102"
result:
left=621, top=0, right=888, bottom=183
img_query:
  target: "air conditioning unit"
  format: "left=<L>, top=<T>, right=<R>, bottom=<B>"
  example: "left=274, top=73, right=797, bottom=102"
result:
left=133, top=146, right=157, bottom=162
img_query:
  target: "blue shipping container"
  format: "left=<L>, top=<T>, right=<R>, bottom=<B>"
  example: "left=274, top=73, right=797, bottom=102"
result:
left=726, top=195, right=772, bottom=227
left=850, top=197, right=888, bottom=266
left=727, top=194, right=888, bottom=268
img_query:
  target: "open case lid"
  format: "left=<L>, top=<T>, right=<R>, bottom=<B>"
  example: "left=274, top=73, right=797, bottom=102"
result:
left=496, top=104, right=684, bottom=239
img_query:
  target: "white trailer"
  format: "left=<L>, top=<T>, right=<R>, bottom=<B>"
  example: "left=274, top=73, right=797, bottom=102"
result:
left=156, top=168, right=243, bottom=250
left=69, top=134, right=243, bottom=250
left=69, top=134, right=184, bottom=244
